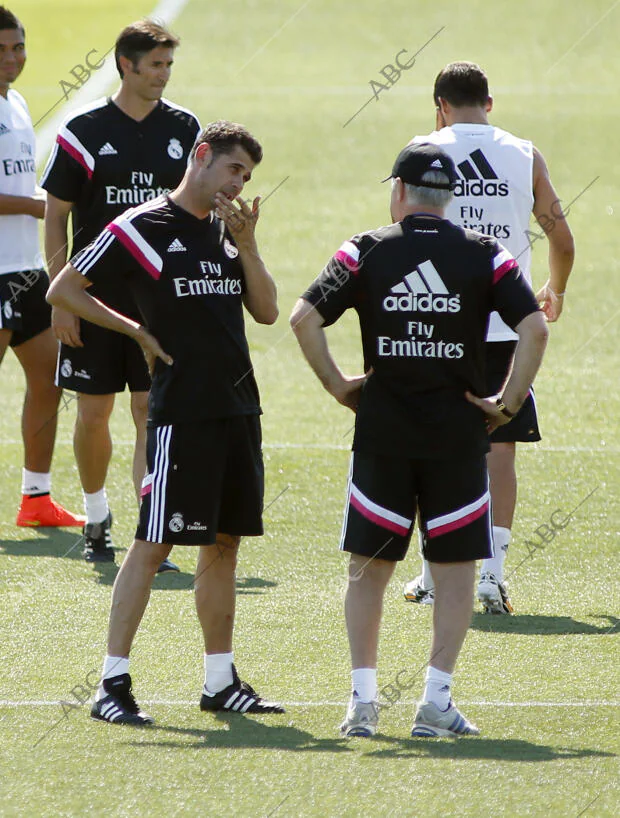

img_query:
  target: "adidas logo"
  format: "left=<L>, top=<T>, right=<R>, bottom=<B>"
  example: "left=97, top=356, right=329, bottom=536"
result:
left=167, top=238, right=186, bottom=252
left=383, top=260, right=461, bottom=313
left=98, top=142, right=118, bottom=156
left=454, top=149, right=508, bottom=197
left=430, top=158, right=443, bottom=168
left=0, top=123, right=10, bottom=136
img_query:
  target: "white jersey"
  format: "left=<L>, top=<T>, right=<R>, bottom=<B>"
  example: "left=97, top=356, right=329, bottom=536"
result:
left=0, top=89, right=41, bottom=275
left=413, top=124, right=534, bottom=341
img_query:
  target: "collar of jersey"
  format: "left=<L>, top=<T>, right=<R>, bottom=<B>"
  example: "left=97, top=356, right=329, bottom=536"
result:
left=448, top=123, right=492, bottom=133
left=108, top=97, right=162, bottom=126
left=405, top=212, right=444, bottom=221
left=165, top=194, right=215, bottom=226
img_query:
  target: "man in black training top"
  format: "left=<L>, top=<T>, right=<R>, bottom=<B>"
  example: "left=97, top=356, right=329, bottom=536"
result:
left=291, top=143, right=548, bottom=738
left=48, top=121, right=282, bottom=725
left=41, top=19, right=201, bottom=570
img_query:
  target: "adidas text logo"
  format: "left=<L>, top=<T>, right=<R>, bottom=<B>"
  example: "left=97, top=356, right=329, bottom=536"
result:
left=98, top=142, right=118, bottom=155
left=0, top=123, right=10, bottom=136
left=454, top=149, right=508, bottom=198
left=167, top=238, right=187, bottom=252
left=383, top=260, right=461, bottom=313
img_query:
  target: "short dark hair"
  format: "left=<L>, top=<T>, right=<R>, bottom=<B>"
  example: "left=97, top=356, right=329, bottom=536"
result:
left=433, top=61, right=489, bottom=108
left=115, top=19, right=179, bottom=79
left=0, top=6, right=24, bottom=33
left=191, top=121, right=263, bottom=165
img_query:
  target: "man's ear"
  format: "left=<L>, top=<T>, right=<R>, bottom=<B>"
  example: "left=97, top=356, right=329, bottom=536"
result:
left=194, top=142, right=212, bottom=164
left=118, top=54, right=135, bottom=78
left=486, top=95, right=493, bottom=113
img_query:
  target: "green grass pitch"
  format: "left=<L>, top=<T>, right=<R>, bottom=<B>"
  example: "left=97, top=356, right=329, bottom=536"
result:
left=1, top=1, right=618, bottom=815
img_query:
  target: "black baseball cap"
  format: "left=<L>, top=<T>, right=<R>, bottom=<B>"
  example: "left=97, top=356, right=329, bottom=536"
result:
left=382, top=142, right=457, bottom=190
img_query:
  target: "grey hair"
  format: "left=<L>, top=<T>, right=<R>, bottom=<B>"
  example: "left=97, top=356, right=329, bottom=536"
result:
left=393, top=170, right=454, bottom=208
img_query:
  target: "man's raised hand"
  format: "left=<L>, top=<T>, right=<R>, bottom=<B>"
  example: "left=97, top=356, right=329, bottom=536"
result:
left=214, top=193, right=260, bottom=244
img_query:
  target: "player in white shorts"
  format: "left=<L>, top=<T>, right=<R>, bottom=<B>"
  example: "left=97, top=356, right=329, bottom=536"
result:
left=0, top=6, right=83, bottom=529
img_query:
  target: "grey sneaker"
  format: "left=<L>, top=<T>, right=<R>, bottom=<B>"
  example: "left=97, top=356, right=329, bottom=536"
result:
left=411, top=701, right=480, bottom=737
left=403, top=575, right=434, bottom=605
left=477, top=572, right=513, bottom=614
left=339, top=696, right=379, bottom=737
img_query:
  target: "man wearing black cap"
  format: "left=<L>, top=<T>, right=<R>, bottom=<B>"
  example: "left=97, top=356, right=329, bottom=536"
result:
left=290, top=142, right=548, bottom=738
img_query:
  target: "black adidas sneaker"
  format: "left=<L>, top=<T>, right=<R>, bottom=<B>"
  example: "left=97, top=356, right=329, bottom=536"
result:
left=90, top=673, right=154, bottom=725
left=83, top=512, right=114, bottom=563
left=200, top=665, right=285, bottom=714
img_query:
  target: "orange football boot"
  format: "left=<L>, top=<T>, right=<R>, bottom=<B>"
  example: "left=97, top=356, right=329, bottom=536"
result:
left=16, top=494, right=86, bottom=527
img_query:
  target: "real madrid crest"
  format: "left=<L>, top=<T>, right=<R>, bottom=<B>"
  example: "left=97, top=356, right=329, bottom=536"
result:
left=167, top=138, right=183, bottom=160
left=224, top=239, right=238, bottom=259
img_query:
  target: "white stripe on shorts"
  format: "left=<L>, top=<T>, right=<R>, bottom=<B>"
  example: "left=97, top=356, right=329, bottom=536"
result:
left=338, top=453, right=355, bottom=552
left=147, top=425, right=172, bottom=543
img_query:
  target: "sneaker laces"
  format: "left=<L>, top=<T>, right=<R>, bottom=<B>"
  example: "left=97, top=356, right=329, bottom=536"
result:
left=116, top=687, right=140, bottom=715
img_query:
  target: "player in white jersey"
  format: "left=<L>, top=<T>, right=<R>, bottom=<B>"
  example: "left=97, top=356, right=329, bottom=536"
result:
left=0, top=6, right=84, bottom=528
left=403, top=62, right=574, bottom=613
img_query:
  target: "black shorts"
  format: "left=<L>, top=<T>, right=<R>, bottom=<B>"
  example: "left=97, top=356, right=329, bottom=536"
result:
left=136, top=415, right=264, bottom=545
left=0, top=269, right=51, bottom=347
left=340, top=451, right=493, bottom=563
left=486, top=341, right=541, bottom=443
left=55, top=319, right=150, bottom=394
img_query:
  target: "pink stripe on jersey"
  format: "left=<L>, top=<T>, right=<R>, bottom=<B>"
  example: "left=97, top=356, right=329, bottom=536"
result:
left=140, top=482, right=152, bottom=497
left=350, top=490, right=411, bottom=536
left=108, top=223, right=161, bottom=280
left=493, top=257, right=518, bottom=284
left=334, top=240, right=360, bottom=274
left=58, top=134, right=93, bottom=179
left=426, top=498, right=490, bottom=539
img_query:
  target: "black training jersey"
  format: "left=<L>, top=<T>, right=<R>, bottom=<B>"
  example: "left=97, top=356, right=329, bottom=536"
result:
left=40, top=96, right=200, bottom=311
left=302, top=215, right=540, bottom=460
left=71, top=195, right=260, bottom=427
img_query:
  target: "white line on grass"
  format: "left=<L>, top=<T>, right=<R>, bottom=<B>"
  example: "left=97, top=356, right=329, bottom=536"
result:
left=1, top=440, right=619, bottom=454
left=35, top=0, right=192, bottom=162
left=1, top=700, right=618, bottom=708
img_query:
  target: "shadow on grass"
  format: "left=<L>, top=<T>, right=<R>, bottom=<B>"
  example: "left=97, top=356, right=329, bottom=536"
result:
left=0, top=535, right=277, bottom=594
left=470, top=613, right=619, bottom=635
left=0, top=531, right=86, bottom=560
left=123, top=712, right=353, bottom=754
left=121, top=716, right=616, bottom=761
left=365, top=735, right=617, bottom=761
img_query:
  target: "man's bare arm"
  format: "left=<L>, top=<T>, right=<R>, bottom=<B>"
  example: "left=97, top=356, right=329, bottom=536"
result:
left=47, top=264, right=172, bottom=373
left=214, top=193, right=278, bottom=325
left=532, top=146, right=575, bottom=322
left=290, top=297, right=368, bottom=412
left=44, top=193, right=82, bottom=346
left=0, top=191, right=45, bottom=218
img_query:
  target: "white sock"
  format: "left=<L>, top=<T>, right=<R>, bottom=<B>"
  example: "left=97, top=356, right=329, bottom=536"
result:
left=417, top=529, right=435, bottom=590
left=351, top=668, right=377, bottom=703
left=84, top=489, right=109, bottom=525
left=481, top=526, right=511, bottom=582
left=95, top=655, right=129, bottom=700
left=22, top=469, right=51, bottom=496
left=421, top=558, right=434, bottom=591
left=422, top=666, right=452, bottom=711
left=204, top=652, right=234, bottom=694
